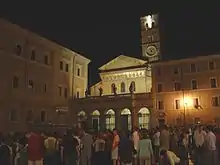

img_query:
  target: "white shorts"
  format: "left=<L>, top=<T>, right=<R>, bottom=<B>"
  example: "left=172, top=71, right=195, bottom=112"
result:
left=28, top=159, right=43, bottom=165
left=112, top=147, right=118, bottom=160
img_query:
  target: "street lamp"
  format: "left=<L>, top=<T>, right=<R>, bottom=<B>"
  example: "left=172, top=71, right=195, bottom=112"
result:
left=181, top=96, right=193, bottom=126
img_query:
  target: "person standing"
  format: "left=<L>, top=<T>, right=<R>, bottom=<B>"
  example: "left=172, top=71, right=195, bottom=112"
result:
left=153, top=126, right=160, bottom=164
left=44, top=132, right=59, bottom=165
left=80, top=129, right=93, bottom=165
left=0, top=137, right=11, bottom=165
left=27, top=129, right=44, bottom=165
left=178, top=131, right=189, bottom=165
left=73, top=130, right=81, bottom=165
left=138, top=129, right=154, bottom=165
left=132, top=127, right=140, bottom=165
left=194, top=125, right=206, bottom=165
left=206, top=125, right=217, bottom=165
left=119, top=131, right=134, bottom=165
left=160, top=125, right=170, bottom=151
left=112, top=129, right=120, bottom=165
left=62, top=130, right=78, bottom=165
left=93, top=133, right=106, bottom=165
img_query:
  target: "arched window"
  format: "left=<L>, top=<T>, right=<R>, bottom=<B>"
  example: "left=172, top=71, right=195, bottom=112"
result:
left=111, top=83, right=116, bottom=93
left=138, top=107, right=150, bottom=129
left=121, top=108, right=132, bottom=131
left=131, top=81, right=136, bottom=91
left=121, top=82, right=125, bottom=93
left=91, top=110, right=100, bottom=132
left=77, top=111, right=87, bottom=122
left=105, top=109, right=115, bottom=130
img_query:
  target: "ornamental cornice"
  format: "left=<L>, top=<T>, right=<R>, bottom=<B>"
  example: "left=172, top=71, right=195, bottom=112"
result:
left=102, top=70, right=146, bottom=81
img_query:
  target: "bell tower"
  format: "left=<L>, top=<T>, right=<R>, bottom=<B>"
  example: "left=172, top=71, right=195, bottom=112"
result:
left=140, top=14, right=160, bottom=62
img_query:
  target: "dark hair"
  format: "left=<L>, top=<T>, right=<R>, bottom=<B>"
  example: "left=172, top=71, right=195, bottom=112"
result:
left=207, top=125, right=213, bottom=131
left=160, top=149, right=167, bottom=156
left=113, top=128, right=118, bottom=133
left=140, top=129, right=149, bottom=139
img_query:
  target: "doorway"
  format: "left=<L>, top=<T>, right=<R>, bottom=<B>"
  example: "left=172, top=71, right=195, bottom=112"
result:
left=121, top=115, right=128, bottom=131
left=92, top=118, right=99, bottom=132
left=120, top=108, right=131, bottom=131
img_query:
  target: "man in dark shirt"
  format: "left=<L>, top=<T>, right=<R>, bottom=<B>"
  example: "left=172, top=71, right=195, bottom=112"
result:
left=0, top=137, right=11, bottom=165
left=118, top=131, right=134, bottom=165
left=62, top=131, right=78, bottom=165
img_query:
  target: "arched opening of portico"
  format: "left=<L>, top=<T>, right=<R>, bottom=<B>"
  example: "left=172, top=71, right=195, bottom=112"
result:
left=138, top=107, right=150, bottom=129
left=105, top=109, right=115, bottom=130
left=91, top=110, right=100, bottom=132
left=121, top=108, right=131, bottom=131
left=77, top=111, right=87, bottom=122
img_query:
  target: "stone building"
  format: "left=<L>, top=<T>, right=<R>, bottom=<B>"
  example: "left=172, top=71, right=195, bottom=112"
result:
left=0, top=18, right=90, bottom=133
left=72, top=13, right=161, bottom=131
left=152, top=54, right=220, bottom=126
left=72, top=55, right=154, bottom=131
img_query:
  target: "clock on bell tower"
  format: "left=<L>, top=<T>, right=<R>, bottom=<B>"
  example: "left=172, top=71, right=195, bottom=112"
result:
left=140, top=14, right=160, bottom=62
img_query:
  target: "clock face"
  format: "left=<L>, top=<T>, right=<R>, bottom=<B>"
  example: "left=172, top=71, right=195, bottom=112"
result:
left=145, top=45, right=157, bottom=57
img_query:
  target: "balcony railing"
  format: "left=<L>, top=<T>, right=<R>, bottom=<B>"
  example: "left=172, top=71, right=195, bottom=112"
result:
left=72, top=92, right=152, bottom=102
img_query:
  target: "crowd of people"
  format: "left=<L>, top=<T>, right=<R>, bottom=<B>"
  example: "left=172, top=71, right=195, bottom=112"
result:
left=0, top=124, right=219, bottom=165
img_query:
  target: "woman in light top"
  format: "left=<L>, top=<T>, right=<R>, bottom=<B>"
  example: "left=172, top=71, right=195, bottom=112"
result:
left=112, top=129, right=120, bottom=165
left=138, top=129, right=154, bottom=165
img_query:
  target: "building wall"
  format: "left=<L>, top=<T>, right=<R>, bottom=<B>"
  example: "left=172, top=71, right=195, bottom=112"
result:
left=0, top=19, right=90, bottom=133
left=90, top=67, right=151, bottom=96
left=152, top=54, right=220, bottom=125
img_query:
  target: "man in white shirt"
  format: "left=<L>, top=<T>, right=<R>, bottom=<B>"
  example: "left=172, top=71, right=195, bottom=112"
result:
left=132, top=127, right=139, bottom=165
left=153, top=126, right=160, bottom=163
left=206, top=125, right=217, bottom=165
left=193, top=125, right=206, bottom=165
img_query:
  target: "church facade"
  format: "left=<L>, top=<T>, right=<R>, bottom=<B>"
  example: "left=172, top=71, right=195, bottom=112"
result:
left=71, top=13, right=161, bottom=131
left=71, top=55, right=156, bottom=131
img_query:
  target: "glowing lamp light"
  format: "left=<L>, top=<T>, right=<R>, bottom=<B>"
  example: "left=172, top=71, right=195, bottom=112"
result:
left=181, top=96, right=193, bottom=108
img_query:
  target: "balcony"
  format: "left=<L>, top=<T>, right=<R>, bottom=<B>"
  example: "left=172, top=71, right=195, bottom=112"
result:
left=71, top=92, right=152, bottom=104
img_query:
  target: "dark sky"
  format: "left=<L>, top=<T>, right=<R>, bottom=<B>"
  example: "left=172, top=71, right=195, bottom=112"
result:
left=1, top=3, right=220, bottom=85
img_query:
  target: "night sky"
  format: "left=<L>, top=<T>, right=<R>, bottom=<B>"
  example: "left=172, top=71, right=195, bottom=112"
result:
left=1, top=4, right=220, bottom=85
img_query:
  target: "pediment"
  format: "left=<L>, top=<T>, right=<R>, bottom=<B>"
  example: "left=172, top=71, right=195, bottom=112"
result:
left=99, top=55, right=147, bottom=71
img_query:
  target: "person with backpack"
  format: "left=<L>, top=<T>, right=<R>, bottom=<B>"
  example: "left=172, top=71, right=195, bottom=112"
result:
left=44, top=132, right=59, bottom=165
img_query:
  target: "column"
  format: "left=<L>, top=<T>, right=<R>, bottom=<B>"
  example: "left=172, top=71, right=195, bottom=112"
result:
left=131, top=94, right=138, bottom=129
left=115, top=110, right=121, bottom=131
left=100, top=110, right=105, bottom=131
left=132, top=108, right=138, bottom=129
left=86, top=114, right=92, bottom=131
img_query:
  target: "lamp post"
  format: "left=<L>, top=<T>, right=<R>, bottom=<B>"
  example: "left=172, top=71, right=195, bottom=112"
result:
left=181, top=97, right=192, bottom=126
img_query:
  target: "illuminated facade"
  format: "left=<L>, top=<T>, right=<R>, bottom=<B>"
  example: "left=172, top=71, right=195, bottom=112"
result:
left=0, top=19, right=90, bottom=132
left=152, top=54, right=220, bottom=125
left=90, top=55, right=152, bottom=96
left=72, top=55, right=153, bottom=131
